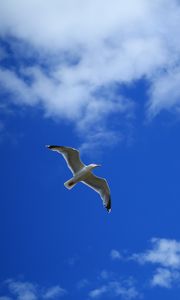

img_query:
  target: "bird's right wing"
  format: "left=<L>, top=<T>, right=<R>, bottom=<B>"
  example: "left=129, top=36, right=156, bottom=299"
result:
left=46, top=145, right=85, bottom=174
left=82, top=173, right=111, bottom=212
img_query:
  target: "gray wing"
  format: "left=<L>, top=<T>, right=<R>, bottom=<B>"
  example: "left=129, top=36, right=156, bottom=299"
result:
left=46, top=145, right=85, bottom=174
left=82, top=173, right=111, bottom=212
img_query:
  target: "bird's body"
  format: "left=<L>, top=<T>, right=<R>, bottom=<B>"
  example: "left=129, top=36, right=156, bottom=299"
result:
left=64, top=164, right=98, bottom=189
left=46, top=145, right=111, bottom=212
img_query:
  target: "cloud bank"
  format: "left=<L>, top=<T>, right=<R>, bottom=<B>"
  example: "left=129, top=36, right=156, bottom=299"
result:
left=1, top=0, right=180, bottom=146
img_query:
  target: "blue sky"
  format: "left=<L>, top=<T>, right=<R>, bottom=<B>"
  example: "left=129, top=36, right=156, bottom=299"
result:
left=1, top=1, right=180, bottom=299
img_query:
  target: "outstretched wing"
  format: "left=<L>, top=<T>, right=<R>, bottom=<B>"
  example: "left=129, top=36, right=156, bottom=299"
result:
left=82, top=173, right=111, bottom=212
left=46, top=145, right=85, bottom=174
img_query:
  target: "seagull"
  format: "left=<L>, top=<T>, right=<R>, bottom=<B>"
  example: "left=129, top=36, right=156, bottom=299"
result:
left=46, top=145, right=111, bottom=212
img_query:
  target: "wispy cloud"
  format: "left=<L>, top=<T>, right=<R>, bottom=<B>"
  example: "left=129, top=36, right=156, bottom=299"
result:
left=89, top=279, right=139, bottom=299
left=7, top=279, right=37, bottom=300
left=87, top=269, right=140, bottom=300
left=109, top=238, right=180, bottom=290
left=110, top=249, right=122, bottom=260
left=99, top=270, right=112, bottom=280
left=2, top=279, right=67, bottom=300
left=148, top=67, right=180, bottom=118
left=89, top=285, right=107, bottom=298
left=1, top=1, right=180, bottom=148
left=42, top=286, right=66, bottom=299
left=133, top=238, right=180, bottom=269
left=132, top=238, right=180, bottom=288
left=151, top=268, right=180, bottom=288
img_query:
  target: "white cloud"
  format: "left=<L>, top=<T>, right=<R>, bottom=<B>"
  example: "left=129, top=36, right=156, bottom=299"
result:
left=132, top=238, right=180, bottom=289
left=43, top=286, right=66, bottom=299
left=0, top=1, right=158, bottom=50
left=148, top=67, right=180, bottom=117
left=151, top=268, right=180, bottom=288
left=108, top=280, right=139, bottom=299
left=3, top=279, right=67, bottom=300
left=89, top=280, right=139, bottom=299
left=110, top=249, right=122, bottom=260
left=133, top=238, right=180, bottom=269
left=7, top=280, right=37, bottom=300
left=89, top=273, right=139, bottom=300
left=89, top=285, right=107, bottom=298
left=1, top=0, right=180, bottom=147
left=100, top=270, right=111, bottom=280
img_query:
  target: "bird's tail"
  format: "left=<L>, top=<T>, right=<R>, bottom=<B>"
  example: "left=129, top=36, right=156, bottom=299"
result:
left=64, top=178, right=76, bottom=190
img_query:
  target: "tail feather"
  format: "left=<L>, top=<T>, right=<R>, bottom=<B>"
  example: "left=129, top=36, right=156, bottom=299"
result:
left=64, top=178, right=76, bottom=190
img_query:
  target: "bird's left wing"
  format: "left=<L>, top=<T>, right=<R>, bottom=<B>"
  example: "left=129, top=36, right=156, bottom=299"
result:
left=46, top=145, right=85, bottom=174
left=82, top=173, right=111, bottom=212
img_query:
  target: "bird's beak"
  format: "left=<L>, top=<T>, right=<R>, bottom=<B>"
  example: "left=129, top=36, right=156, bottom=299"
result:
left=96, top=164, right=101, bottom=167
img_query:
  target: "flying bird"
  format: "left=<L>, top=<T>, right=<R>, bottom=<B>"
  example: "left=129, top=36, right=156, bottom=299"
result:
left=46, top=145, right=111, bottom=212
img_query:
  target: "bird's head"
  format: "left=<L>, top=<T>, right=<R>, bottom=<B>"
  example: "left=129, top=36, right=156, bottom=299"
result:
left=89, top=163, right=101, bottom=170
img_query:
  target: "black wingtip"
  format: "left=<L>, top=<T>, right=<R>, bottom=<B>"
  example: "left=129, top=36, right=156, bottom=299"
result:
left=106, top=196, right=111, bottom=213
left=46, top=145, right=60, bottom=149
